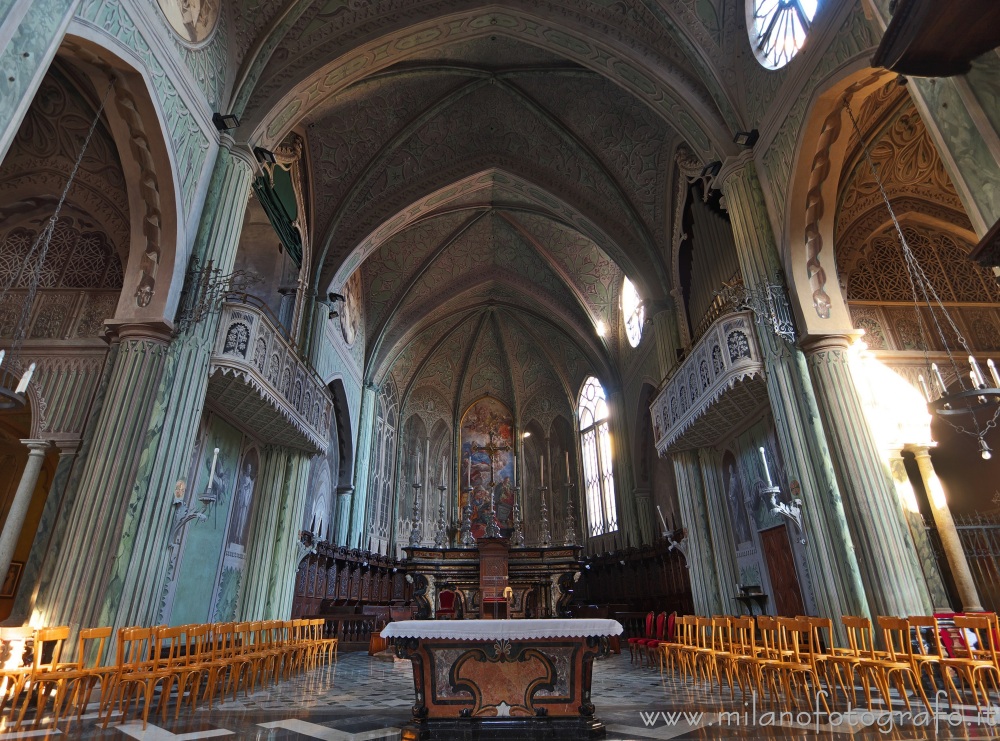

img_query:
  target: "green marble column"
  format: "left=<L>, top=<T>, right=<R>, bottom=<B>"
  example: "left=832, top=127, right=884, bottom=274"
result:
left=886, top=448, right=952, bottom=611
left=7, top=440, right=78, bottom=625
left=632, top=487, right=654, bottom=546
left=608, top=389, right=640, bottom=547
left=802, top=335, right=932, bottom=617
left=649, top=306, right=681, bottom=388
left=0, top=0, right=78, bottom=163
left=333, top=485, right=354, bottom=546
left=238, top=446, right=288, bottom=620
left=912, top=445, right=983, bottom=612
left=264, top=451, right=311, bottom=619
left=671, top=450, right=722, bottom=616
left=37, top=143, right=254, bottom=638
left=698, top=448, right=740, bottom=614
left=719, top=153, right=868, bottom=637
left=0, top=440, right=50, bottom=582
left=347, top=382, right=377, bottom=548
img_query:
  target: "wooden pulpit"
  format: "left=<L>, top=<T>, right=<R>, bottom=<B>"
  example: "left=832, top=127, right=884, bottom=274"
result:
left=477, top=538, right=509, bottom=619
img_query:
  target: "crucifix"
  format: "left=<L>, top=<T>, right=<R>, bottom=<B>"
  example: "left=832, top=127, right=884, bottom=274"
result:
left=471, top=422, right=511, bottom=538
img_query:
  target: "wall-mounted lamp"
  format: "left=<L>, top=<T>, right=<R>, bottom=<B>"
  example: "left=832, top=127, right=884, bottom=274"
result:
left=212, top=112, right=241, bottom=131
left=733, top=129, right=759, bottom=148
left=760, top=447, right=805, bottom=544
left=253, top=146, right=276, bottom=164
left=701, top=160, right=722, bottom=178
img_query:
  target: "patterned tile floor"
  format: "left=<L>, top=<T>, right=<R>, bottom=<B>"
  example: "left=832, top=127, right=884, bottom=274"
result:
left=2, top=651, right=998, bottom=739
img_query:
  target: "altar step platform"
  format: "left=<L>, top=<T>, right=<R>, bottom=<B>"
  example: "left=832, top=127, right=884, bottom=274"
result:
left=382, top=618, right=623, bottom=740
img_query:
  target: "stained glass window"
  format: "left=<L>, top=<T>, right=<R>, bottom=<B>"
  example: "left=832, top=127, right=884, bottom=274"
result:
left=749, top=0, right=818, bottom=69
left=622, top=277, right=644, bottom=348
left=578, top=376, right=617, bottom=536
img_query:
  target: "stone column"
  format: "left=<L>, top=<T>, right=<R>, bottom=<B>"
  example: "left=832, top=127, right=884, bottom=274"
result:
left=719, top=153, right=868, bottom=638
left=802, top=335, right=932, bottom=617
left=0, top=440, right=49, bottom=582
left=264, top=450, right=311, bottom=619
left=608, top=389, right=639, bottom=547
left=7, top=439, right=77, bottom=624
left=333, top=485, right=354, bottom=546
left=698, top=448, right=740, bottom=614
left=37, top=143, right=255, bottom=637
left=911, top=445, right=983, bottom=612
left=347, top=381, right=377, bottom=548
left=671, top=450, right=721, bottom=616
left=0, top=0, right=79, bottom=163
left=648, top=305, right=680, bottom=385
left=886, top=448, right=952, bottom=611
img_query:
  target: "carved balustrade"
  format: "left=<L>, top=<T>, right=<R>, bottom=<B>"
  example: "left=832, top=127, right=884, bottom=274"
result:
left=650, top=311, right=768, bottom=454
left=208, top=296, right=332, bottom=453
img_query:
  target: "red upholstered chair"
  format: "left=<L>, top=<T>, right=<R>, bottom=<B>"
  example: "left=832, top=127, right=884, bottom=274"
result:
left=628, top=612, right=655, bottom=664
left=638, top=612, right=668, bottom=668
left=437, top=590, right=458, bottom=619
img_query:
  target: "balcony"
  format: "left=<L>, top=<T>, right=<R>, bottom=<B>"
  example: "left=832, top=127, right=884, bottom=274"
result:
left=650, top=311, right=768, bottom=454
left=208, top=296, right=332, bottom=453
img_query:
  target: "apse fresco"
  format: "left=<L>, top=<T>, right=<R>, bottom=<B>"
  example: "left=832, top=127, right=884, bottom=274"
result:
left=460, top=397, right=515, bottom=538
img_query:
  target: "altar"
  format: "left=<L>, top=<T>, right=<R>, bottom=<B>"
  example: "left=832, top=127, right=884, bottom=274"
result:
left=383, top=618, right=622, bottom=739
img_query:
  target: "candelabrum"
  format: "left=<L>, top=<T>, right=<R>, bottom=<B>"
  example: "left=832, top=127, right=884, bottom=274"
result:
left=511, top=486, right=526, bottom=547
left=460, top=487, right=474, bottom=547
left=434, top=482, right=449, bottom=548
left=563, top=482, right=578, bottom=547
left=408, top=482, right=423, bottom=547
left=485, top=486, right=502, bottom=539
left=538, top=486, right=552, bottom=547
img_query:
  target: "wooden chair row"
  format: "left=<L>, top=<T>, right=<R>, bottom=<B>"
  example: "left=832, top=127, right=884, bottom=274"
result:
left=660, top=613, right=1000, bottom=715
left=0, top=617, right=338, bottom=731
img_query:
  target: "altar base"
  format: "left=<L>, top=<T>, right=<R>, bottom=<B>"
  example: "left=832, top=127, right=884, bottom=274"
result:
left=400, top=716, right=605, bottom=740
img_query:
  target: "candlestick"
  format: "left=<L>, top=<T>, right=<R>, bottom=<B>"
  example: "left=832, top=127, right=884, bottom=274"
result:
left=656, top=505, right=668, bottom=534
left=434, top=480, right=448, bottom=548
left=970, top=356, right=987, bottom=388
left=408, top=478, right=423, bottom=547
left=208, top=447, right=220, bottom=485
left=931, top=362, right=946, bottom=393
left=511, top=482, right=525, bottom=547
left=565, top=451, right=570, bottom=479
left=759, top=447, right=773, bottom=487
left=989, top=359, right=1000, bottom=388
left=538, top=485, right=552, bottom=547
left=563, top=480, right=577, bottom=546
left=540, top=455, right=545, bottom=488
left=460, top=491, right=474, bottom=547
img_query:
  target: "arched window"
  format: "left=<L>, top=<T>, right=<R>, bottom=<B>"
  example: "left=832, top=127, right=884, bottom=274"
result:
left=578, top=376, right=617, bottom=536
left=748, top=0, right=818, bottom=69
left=622, top=277, right=644, bottom=348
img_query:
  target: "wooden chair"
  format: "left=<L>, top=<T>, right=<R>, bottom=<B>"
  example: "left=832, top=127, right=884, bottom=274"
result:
left=102, top=626, right=157, bottom=728
left=628, top=611, right=654, bottom=665
left=725, top=616, right=755, bottom=699
left=865, top=616, right=932, bottom=715
left=639, top=612, right=667, bottom=668
left=772, top=617, right=829, bottom=711
left=708, top=616, right=735, bottom=696
left=0, top=626, right=34, bottom=718
left=13, top=625, right=73, bottom=730
left=825, top=616, right=876, bottom=708
left=660, top=615, right=690, bottom=678
left=313, top=618, right=338, bottom=665
left=936, top=615, right=1000, bottom=712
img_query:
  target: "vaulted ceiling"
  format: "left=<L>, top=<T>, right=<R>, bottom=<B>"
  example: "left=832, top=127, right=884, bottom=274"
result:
left=232, top=2, right=741, bottom=406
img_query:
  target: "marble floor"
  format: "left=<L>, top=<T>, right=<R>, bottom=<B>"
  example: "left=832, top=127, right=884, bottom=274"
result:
left=2, top=650, right=998, bottom=739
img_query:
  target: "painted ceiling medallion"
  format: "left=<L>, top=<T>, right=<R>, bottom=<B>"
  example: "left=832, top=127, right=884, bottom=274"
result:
left=748, top=0, right=818, bottom=69
left=156, top=0, right=221, bottom=45
left=340, top=270, right=362, bottom=346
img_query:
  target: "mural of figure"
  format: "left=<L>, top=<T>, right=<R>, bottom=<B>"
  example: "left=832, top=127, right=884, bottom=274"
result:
left=494, top=476, right=515, bottom=529
left=340, top=270, right=362, bottom=345
left=723, top=450, right=752, bottom=545
left=227, top=449, right=258, bottom=548
left=156, top=0, right=220, bottom=43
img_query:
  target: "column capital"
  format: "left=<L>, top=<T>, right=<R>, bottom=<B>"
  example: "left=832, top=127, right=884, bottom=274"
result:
left=337, top=485, right=355, bottom=497
left=715, top=150, right=756, bottom=194
left=55, top=439, right=81, bottom=456
left=221, top=136, right=257, bottom=173
left=104, top=320, right=174, bottom=344
left=19, top=439, right=50, bottom=454
left=906, top=443, right=936, bottom=460
left=799, top=334, right=857, bottom=355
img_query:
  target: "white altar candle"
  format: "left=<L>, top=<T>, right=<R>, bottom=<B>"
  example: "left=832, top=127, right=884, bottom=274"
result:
left=512, top=453, right=517, bottom=486
left=759, top=447, right=773, bottom=487
left=656, top=505, right=668, bottom=533
left=931, top=362, right=946, bottom=393
left=467, top=453, right=471, bottom=488
left=208, top=447, right=219, bottom=487
left=441, top=455, right=446, bottom=486
left=425, top=439, right=430, bottom=487
left=540, top=455, right=545, bottom=488
left=0, top=349, right=5, bottom=369
left=415, top=449, right=421, bottom=485
left=989, top=359, right=1000, bottom=389
left=15, top=362, right=35, bottom=394
left=565, top=451, right=570, bottom=479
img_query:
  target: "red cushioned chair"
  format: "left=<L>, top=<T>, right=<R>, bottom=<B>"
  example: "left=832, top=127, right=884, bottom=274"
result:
left=437, top=590, right=458, bottom=619
left=628, top=612, right=655, bottom=665
left=638, top=612, right=667, bottom=668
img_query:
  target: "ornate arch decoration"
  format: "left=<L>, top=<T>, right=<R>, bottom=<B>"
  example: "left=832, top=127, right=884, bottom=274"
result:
left=238, top=8, right=734, bottom=160
left=783, top=63, right=891, bottom=340
left=58, top=33, right=182, bottom=329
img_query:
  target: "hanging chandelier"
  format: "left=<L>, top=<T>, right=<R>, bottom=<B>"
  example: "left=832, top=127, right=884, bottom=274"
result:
left=845, top=100, right=1000, bottom=460
left=0, top=78, right=114, bottom=412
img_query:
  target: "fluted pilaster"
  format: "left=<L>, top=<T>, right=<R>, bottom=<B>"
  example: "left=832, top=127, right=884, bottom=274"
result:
left=672, top=450, right=721, bottom=616
left=911, top=446, right=982, bottom=612
left=803, top=335, right=932, bottom=617
left=720, top=154, right=868, bottom=637
left=886, top=449, right=951, bottom=610
left=698, top=448, right=740, bottom=612
left=263, top=451, right=311, bottom=619
left=238, top=447, right=289, bottom=620
left=347, top=382, right=377, bottom=548
left=608, top=389, right=640, bottom=546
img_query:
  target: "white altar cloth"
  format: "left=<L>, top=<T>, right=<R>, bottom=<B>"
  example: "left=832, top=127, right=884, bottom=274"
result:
left=381, top=618, right=623, bottom=640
